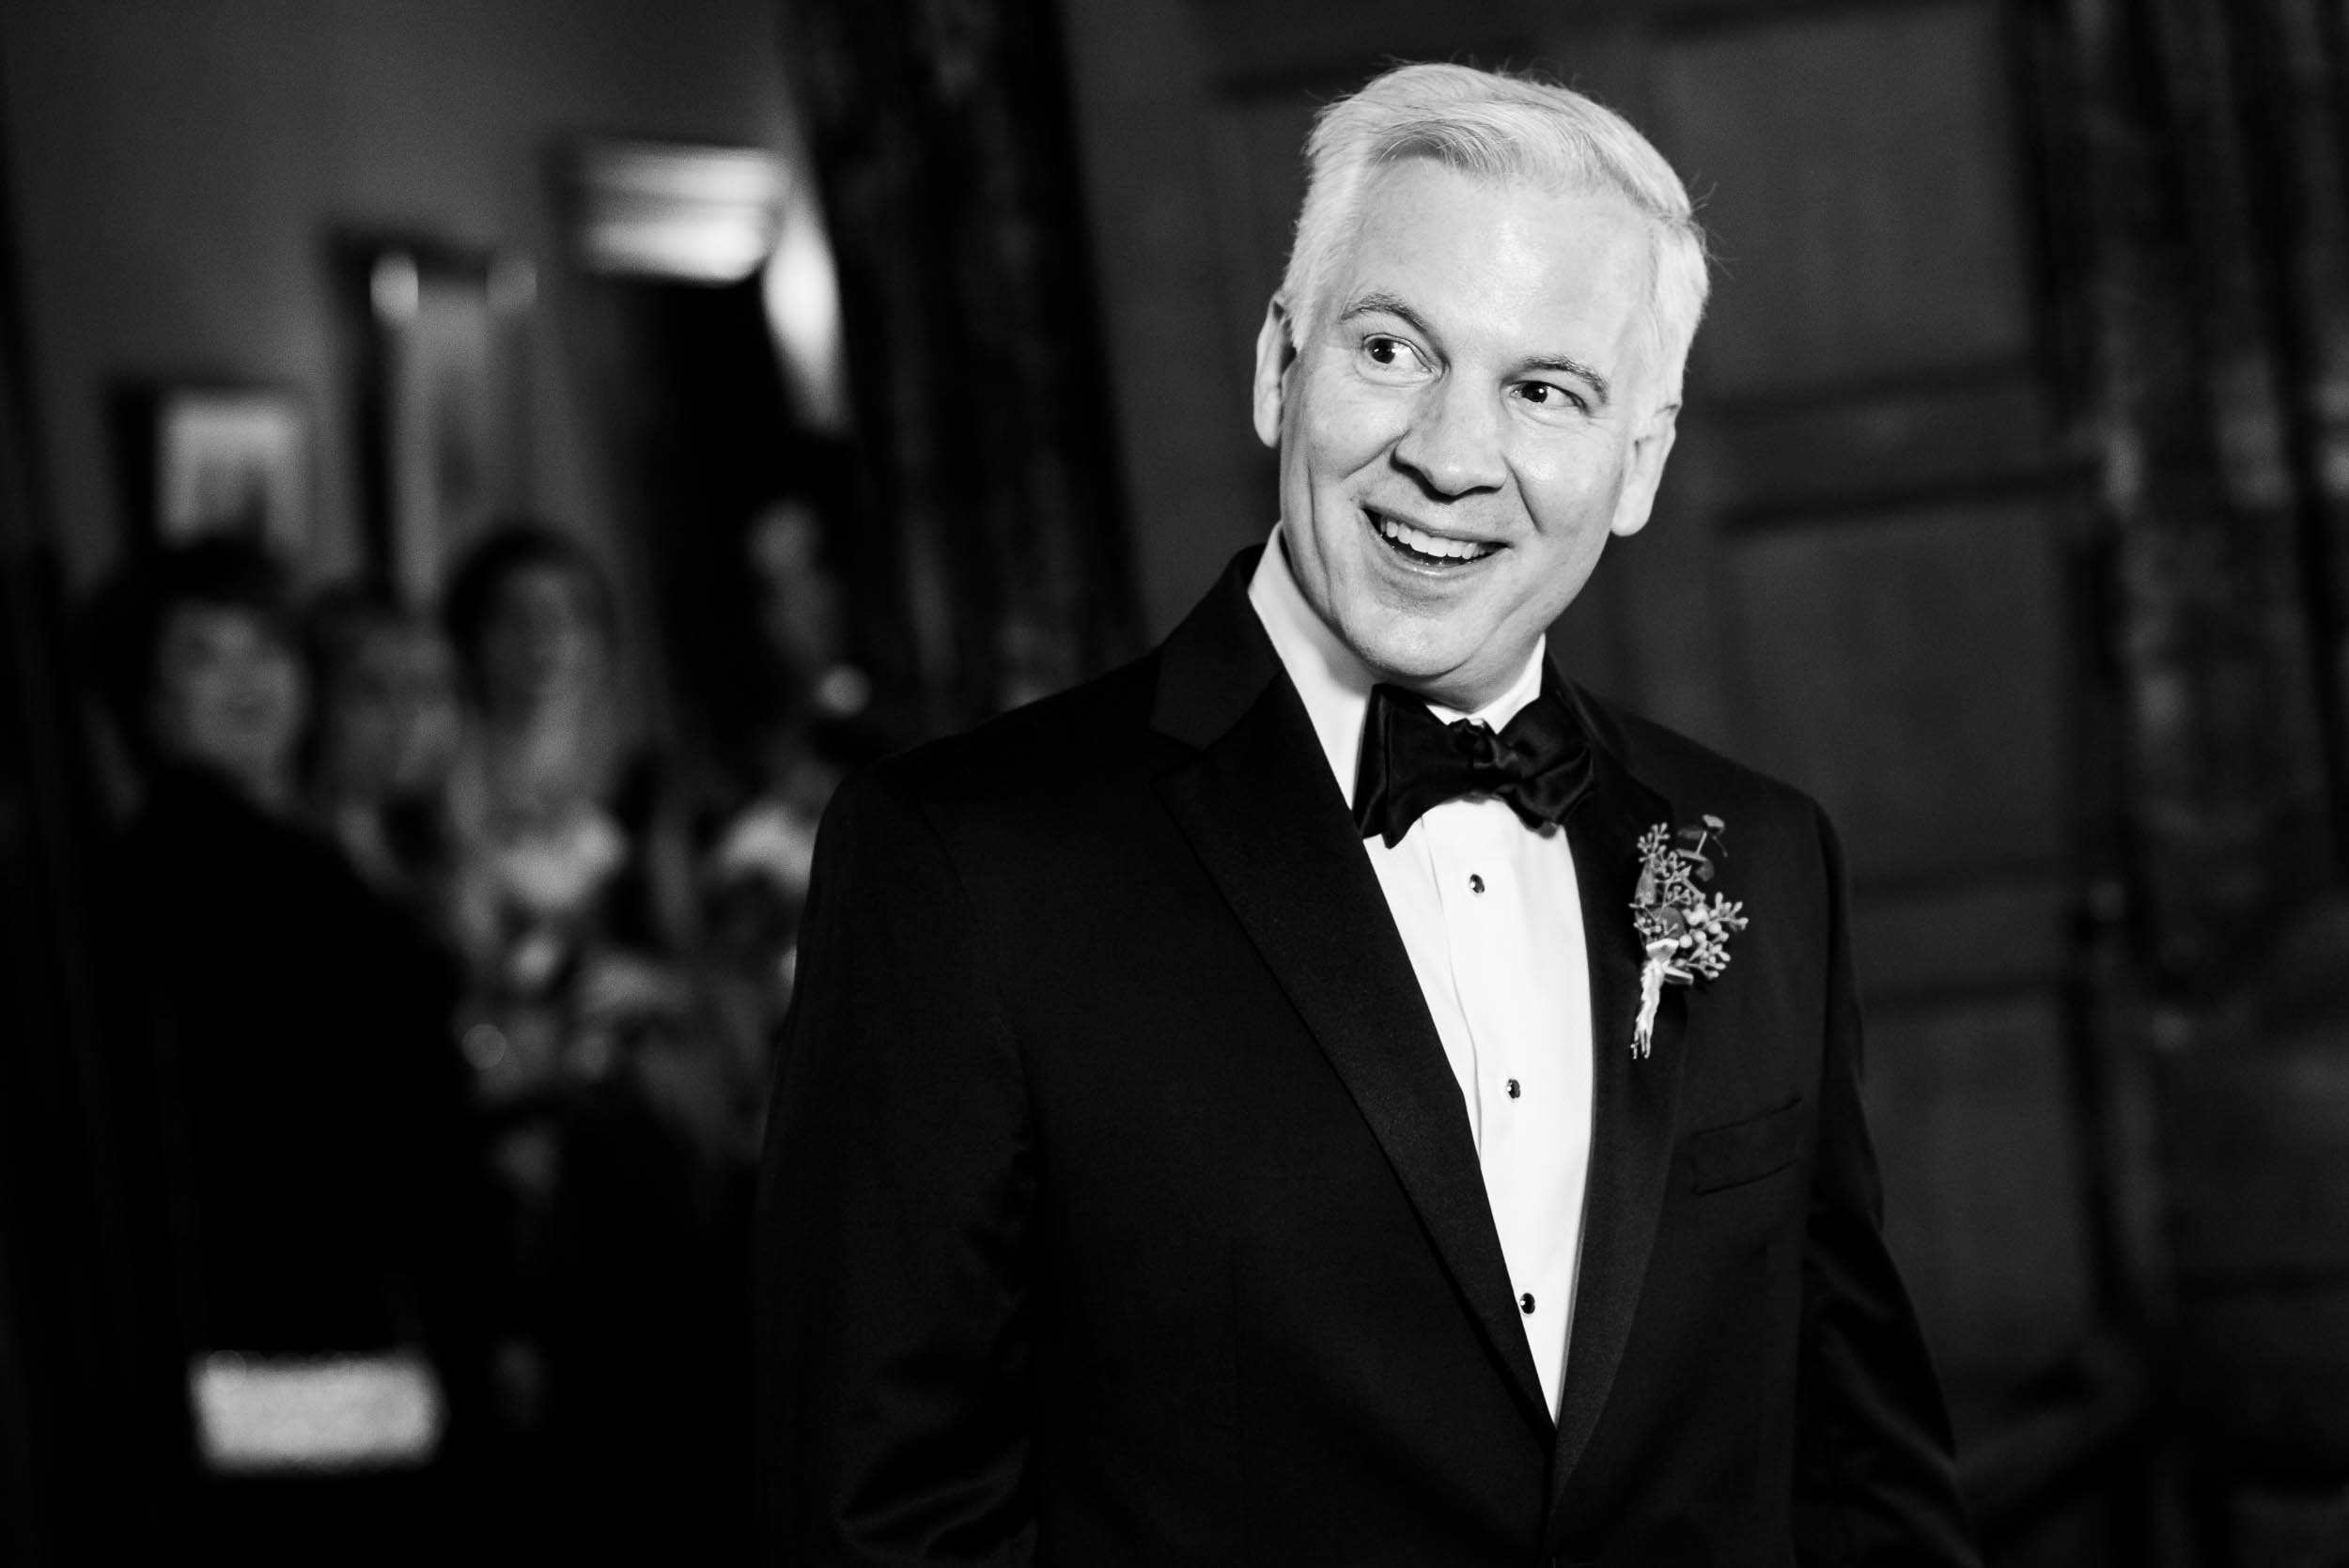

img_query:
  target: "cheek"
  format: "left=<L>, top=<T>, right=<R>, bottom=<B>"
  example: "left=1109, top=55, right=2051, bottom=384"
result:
left=1299, top=379, right=1405, bottom=484
left=1516, top=442, right=1629, bottom=530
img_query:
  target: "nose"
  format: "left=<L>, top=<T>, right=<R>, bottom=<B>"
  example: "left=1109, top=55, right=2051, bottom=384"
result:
left=1392, top=374, right=1507, bottom=497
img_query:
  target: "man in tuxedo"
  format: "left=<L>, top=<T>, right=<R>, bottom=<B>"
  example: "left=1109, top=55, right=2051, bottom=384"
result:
left=758, top=62, right=1980, bottom=1566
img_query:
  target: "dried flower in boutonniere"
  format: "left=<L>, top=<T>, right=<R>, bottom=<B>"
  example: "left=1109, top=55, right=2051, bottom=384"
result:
left=1629, top=814, right=1749, bottom=1058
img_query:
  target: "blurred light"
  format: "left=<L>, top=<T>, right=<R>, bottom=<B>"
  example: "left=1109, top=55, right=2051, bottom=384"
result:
left=191, top=1350, right=444, bottom=1474
left=572, top=140, right=786, bottom=284
left=762, top=193, right=851, bottom=432
left=370, top=253, right=420, bottom=321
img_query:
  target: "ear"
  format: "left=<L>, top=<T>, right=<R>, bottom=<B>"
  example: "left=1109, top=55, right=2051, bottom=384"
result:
left=1608, top=400, right=1680, bottom=540
left=1251, top=296, right=1299, bottom=451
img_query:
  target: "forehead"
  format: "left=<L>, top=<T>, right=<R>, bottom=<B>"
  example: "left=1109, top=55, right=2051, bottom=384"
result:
left=1332, top=161, right=1653, bottom=353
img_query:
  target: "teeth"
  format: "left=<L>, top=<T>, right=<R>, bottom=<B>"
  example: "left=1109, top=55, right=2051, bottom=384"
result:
left=1377, top=513, right=1494, bottom=561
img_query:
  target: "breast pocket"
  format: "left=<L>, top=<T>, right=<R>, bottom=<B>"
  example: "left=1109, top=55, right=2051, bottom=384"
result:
left=1684, top=1096, right=1806, bottom=1196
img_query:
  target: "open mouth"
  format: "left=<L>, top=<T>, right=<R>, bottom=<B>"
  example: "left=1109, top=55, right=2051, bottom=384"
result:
left=1369, top=508, right=1500, bottom=568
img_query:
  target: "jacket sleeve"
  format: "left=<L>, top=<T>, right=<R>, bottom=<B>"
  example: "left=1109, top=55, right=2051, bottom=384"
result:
left=756, top=768, right=1037, bottom=1566
left=1791, top=804, right=1983, bottom=1566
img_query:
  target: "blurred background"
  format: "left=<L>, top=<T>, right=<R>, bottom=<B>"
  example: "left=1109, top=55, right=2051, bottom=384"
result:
left=3, top=0, right=2348, bottom=1563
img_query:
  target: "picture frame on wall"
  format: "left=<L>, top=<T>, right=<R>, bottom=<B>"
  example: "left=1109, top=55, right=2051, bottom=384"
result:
left=340, top=235, right=536, bottom=608
left=140, top=386, right=312, bottom=562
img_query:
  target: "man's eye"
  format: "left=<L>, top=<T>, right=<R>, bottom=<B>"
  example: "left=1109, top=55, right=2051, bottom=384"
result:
left=1361, top=335, right=1424, bottom=372
left=1517, top=380, right=1589, bottom=414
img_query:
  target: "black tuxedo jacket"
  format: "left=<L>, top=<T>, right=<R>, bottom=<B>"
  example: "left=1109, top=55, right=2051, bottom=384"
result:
left=757, top=551, right=1979, bottom=1566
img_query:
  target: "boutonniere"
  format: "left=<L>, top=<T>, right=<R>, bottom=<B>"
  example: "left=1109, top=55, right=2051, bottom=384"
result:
left=1629, top=814, right=1748, bottom=1058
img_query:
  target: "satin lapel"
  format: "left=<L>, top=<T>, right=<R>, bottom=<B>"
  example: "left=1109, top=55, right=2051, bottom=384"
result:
left=1150, top=570, right=1551, bottom=1435
left=1549, top=736, right=1688, bottom=1501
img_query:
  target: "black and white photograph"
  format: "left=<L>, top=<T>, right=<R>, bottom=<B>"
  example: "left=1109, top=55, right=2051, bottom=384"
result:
left=3, top=2, right=2348, bottom=1566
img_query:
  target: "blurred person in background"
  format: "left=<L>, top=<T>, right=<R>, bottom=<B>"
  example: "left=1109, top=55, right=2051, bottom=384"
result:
left=441, top=522, right=699, bottom=1081
left=83, top=536, right=490, bottom=1564
left=302, top=584, right=465, bottom=918
left=704, top=494, right=885, bottom=1044
left=440, top=520, right=759, bottom=1560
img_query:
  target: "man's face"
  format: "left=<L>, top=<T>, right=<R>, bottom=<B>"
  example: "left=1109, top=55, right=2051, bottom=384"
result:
left=1253, top=161, right=1680, bottom=710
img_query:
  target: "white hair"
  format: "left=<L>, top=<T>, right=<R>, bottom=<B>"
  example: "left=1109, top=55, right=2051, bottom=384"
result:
left=1278, top=62, right=1711, bottom=408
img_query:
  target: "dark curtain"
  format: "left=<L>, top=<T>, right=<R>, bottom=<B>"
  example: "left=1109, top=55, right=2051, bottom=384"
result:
left=2023, top=0, right=2349, bottom=1545
left=2025, top=0, right=2349, bottom=998
left=780, top=0, right=1141, bottom=733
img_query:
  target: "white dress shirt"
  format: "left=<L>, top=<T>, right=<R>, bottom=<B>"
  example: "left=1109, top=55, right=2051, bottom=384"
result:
left=1248, top=529, right=1594, bottom=1417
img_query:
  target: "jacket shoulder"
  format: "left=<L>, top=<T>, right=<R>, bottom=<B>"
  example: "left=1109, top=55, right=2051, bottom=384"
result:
left=838, top=653, right=1174, bottom=830
left=1579, top=686, right=1833, bottom=851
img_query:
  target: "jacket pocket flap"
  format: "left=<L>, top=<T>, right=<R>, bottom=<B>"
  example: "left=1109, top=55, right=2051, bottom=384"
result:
left=1686, top=1097, right=1805, bottom=1195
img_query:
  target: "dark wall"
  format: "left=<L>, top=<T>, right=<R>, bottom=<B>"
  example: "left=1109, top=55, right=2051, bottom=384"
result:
left=0, top=0, right=805, bottom=596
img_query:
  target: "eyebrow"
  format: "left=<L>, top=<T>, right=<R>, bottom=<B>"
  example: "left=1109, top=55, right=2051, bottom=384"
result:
left=1337, top=289, right=1613, bottom=409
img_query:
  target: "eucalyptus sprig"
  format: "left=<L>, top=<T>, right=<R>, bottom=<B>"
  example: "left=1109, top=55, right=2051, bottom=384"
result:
left=1629, top=815, right=1748, bottom=1057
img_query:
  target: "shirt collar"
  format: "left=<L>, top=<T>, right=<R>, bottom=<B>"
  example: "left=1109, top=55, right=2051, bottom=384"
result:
left=1246, top=526, right=1547, bottom=802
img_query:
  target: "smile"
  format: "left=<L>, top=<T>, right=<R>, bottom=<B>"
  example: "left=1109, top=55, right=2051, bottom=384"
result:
left=1368, top=509, right=1500, bottom=567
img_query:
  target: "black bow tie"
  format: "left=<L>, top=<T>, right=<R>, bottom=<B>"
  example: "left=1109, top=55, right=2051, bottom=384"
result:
left=1352, top=679, right=1595, bottom=847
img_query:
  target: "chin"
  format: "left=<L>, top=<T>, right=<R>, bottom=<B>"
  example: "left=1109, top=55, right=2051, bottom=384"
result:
left=1346, top=620, right=1486, bottom=692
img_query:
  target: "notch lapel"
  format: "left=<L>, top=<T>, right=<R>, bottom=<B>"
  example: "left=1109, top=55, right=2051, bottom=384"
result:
left=1548, top=691, right=1690, bottom=1508
left=1150, top=561, right=1552, bottom=1436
